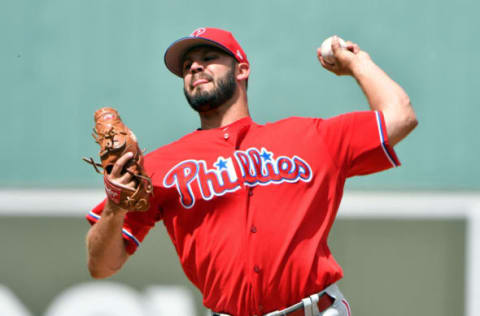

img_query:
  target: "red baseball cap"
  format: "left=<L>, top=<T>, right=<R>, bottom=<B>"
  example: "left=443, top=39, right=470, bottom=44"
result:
left=164, top=27, right=249, bottom=77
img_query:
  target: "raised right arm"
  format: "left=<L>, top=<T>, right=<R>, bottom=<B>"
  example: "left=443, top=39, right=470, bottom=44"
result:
left=317, top=36, right=417, bottom=147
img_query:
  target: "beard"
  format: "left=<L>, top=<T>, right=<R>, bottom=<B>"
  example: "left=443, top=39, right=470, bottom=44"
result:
left=183, top=67, right=237, bottom=113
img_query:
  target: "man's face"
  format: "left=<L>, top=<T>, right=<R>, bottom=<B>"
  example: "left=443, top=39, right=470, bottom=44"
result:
left=182, top=46, right=237, bottom=113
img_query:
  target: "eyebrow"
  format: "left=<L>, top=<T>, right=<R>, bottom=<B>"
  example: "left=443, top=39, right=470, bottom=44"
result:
left=183, top=47, right=224, bottom=62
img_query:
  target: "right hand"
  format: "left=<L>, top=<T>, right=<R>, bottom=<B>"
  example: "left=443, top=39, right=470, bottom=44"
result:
left=317, top=36, right=371, bottom=76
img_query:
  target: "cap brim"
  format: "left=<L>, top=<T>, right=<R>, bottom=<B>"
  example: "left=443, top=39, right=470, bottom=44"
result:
left=164, top=37, right=235, bottom=77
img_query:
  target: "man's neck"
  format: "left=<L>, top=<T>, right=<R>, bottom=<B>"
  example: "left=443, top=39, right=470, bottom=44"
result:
left=198, top=91, right=250, bottom=130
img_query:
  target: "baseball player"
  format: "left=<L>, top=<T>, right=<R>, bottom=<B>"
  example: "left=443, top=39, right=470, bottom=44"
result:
left=85, top=27, right=417, bottom=316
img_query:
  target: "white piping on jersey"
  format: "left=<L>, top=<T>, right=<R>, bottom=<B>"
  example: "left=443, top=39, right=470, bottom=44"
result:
left=375, top=111, right=397, bottom=167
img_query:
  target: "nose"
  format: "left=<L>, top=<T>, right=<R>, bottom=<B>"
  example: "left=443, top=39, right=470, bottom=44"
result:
left=189, top=60, right=204, bottom=74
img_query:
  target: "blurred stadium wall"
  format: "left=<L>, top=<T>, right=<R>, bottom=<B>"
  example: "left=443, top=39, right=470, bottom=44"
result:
left=0, top=191, right=477, bottom=316
left=1, top=0, right=478, bottom=315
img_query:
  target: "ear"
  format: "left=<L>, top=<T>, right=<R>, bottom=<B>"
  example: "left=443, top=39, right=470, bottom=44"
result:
left=236, top=62, right=250, bottom=82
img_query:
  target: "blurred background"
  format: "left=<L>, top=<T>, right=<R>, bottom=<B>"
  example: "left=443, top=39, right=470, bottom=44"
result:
left=1, top=0, right=479, bottom=315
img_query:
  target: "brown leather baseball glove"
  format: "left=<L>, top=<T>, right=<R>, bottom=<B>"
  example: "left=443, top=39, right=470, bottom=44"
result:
left=83, top=107, right=153, bottom=211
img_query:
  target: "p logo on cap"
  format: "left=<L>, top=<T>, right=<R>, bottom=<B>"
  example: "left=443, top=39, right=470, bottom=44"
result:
left=191, top=27, right=206, bottom=37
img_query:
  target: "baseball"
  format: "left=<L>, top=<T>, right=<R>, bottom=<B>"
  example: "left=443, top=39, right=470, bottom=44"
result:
left=320, top=36, right=347, bottom=65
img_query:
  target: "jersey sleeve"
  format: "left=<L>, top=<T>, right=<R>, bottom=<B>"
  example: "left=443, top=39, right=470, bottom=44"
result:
left=86, top=189, right=163, bottom=255
left=318, top=111, right=400, bottom=177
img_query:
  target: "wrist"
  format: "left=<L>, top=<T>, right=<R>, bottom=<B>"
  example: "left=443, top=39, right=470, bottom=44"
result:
left=104, top=199, right=129, bottom=217
left=350, top=54, right=375, bottom=79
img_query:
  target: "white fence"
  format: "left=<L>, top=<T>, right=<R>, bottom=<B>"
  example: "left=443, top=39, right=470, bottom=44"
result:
left=1, top=190, right=479, bottom=316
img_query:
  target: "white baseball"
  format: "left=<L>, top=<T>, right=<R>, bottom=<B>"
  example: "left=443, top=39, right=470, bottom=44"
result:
left=320, top=36, right=347, bottom=65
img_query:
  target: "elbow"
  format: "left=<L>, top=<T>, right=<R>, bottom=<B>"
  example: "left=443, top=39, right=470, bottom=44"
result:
left=395, top=95, right=418, bottom=133
left=384, top=98, right=418, bottom=146
left=89, top=271, right=109, bottom=280
left=408, top=114, right=418, bottom=132
left=87, top=248, right=125, bottom=280
left=88, top=261, right=117, bottom=279
left=403, top=99, right=418, bottom=133
left=85, top=228, right=128, bottom=279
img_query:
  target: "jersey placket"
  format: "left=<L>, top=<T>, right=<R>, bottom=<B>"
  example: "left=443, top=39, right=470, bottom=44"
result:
left=244, top=183, right=260, bottom=313
left=222, top=125, right=264, bottom=315
left=248, top=186, right=265, bottom=315
left=240, top=140, right=264, bottom=315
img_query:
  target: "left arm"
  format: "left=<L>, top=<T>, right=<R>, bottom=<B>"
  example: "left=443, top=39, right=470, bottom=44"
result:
left=317, top=36, right=418, bottom=146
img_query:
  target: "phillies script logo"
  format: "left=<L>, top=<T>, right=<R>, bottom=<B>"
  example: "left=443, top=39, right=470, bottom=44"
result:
left=163, top=147, right=312, bottom=209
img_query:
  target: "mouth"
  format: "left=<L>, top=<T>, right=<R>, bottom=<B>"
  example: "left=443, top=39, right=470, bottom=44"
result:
left=192, top=78, right=210, bottom=88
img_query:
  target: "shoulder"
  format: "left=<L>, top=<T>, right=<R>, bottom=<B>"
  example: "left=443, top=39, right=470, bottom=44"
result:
left=260, top=116, right=328, bottom=134
left=260, top=112, right=377, bottom=137
left=264, top=116, right=325, bottom=128
left=143, top=130, right=200, bottom=164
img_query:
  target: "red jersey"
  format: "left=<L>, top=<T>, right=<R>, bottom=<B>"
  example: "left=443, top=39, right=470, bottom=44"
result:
left=87, top=111, right=399, bottom=316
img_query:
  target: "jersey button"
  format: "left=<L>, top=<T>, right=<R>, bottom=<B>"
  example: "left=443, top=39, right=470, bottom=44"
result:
left=253, top=265, right=261, bottom=273
left=223, top=133, right=229, bottom=140
left=250, top=226, right=257, bottom=233
left=248, top=188, right=254, bottom=196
